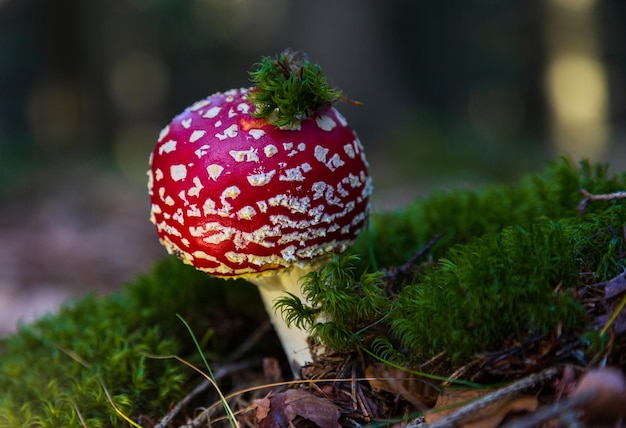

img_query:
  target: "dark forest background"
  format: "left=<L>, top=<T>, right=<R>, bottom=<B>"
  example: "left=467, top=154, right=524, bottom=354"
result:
left=3, top=1, right=626, bottom=190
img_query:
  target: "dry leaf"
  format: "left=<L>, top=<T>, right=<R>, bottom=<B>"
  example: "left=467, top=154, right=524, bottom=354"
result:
left=253, top=389, right=341, bottom=428
left=571, top=367, right=626, bottom=424
left=424, top=388, right=538, bottom=428
left=597, top=272, right=626, bottom=334
left=553, top=364, right=577, bottom=398
left=597, top=309, right=626, bottom=335
left=366, top=362, right=439, bottom=408
left=253, top=396, right=271, bottom=421
left=605, top=271, right=626, bottom=299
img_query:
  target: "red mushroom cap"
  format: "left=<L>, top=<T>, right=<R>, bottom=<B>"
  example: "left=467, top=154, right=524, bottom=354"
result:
left=148, top=88, right=372, bottom=277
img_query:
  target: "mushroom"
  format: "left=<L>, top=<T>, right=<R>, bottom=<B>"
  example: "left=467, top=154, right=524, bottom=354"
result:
left=147, top=51, right=372, bottom=376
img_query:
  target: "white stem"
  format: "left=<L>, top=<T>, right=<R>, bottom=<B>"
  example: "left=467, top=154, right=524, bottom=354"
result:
left=247, top=261, right=325, bottom=378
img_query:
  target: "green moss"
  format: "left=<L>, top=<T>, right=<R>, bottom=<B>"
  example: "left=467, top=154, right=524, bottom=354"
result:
left=280, top=159, right=626, bottom=364
left=276, top=255, right=390, bottom=351
left=247, top=50, right=342, bottom=127
left=0, top=257, right=263, bottom=427
left=363, top=160, right=626, bottom=363
left=2, top=158, right=626, bottom=425
left=388, top=207, right=626, bottom=362
left=353, top=158, right=623, bottom=271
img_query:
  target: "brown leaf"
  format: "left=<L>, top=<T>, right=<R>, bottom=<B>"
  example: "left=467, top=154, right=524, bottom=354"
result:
left=366, top=362, right=439, bottom=409
left=253, top=389, right=341, bottom=428
left=424, top=388, right=538, bottom=428
left=599, top=298, right=626, bottom=335
left=553, top=364, right=577, bottom=398
left=605, top=271, right=626, bottom=299
left=252, top=397, right=271, bottom=421
left=597, top=309, right=626, bottom=335
left=571, top=367, right=626, bottom=424
left=594, top=272, right=626, bottom=334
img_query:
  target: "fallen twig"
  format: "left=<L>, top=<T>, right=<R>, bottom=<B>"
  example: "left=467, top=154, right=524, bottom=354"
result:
left=154, top=321, right=271, bottom=428
left=578, top=188, right=626, bottom=214
left=154, top=358, right=259, bottom=428
left=500, top=389, right=592, bottom=428
left=408, top=366, right=561, bottom=428
left=383, top=233, right=442, bottom=285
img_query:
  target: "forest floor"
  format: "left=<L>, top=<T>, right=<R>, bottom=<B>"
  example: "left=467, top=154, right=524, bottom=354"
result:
left=3, top=150, right=626, bottom=426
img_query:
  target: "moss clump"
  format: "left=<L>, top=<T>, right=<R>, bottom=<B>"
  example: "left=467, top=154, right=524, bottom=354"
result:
left=388, top=206, right=625, bottom=362
left=275, top=255, right=390, bottom=352
left=279, top=158, right=626, bottom=364
left=353, top=158, right=623, bottom=271
left=0, top=257, right=263, bottom=427
left=248, top=50, right=342, bottom=127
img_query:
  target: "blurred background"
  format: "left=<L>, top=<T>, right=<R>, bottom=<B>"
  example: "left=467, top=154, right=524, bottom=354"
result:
left=0, top=0, right=625, bottom=333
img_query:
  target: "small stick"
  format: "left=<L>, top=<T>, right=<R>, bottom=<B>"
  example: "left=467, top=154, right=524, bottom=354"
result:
left=401, top=233, right=442, bottom=271
left=578, top=188, right=626, bottom=214
left=408, top=366, right=561, bottom=428
left=154, top=359, right=258, bottom=428
left=441, top=358, right=478, bottom=388
left=338, top=95, right=364, bottom=107
left=384, top=233, right=442, bottom=284
left=155, top=321, right=271, bottom=428
left=500, top=389, right=593, bottom=428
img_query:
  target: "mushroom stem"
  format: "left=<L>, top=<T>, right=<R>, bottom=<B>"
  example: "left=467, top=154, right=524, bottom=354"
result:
left=247, top=261, right=324, bottom=378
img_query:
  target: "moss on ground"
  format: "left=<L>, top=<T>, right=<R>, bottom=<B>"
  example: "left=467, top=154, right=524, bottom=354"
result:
left=283, top=159, right=626, bottom=363
left=353, top=158, right=624, bottom=270
left=1, top=158, right=625, bottom=426
left=0, top=257, right=266, bottom=427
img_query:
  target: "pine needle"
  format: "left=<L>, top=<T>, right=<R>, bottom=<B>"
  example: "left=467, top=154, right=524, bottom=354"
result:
left=176, top=314, right=239, bottom=428
left=97, top=376, right=143, bottom=428
left=600, top=292, right=626, bottom=336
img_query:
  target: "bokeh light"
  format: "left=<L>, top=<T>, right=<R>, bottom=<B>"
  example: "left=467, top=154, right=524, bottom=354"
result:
left=544, top=0, right=608, bottom=160
left=546, top=54, right=608, bottom=159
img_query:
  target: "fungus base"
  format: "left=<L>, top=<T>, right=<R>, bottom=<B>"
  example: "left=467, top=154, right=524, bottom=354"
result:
left=248, top=259, right=327, bottom=377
